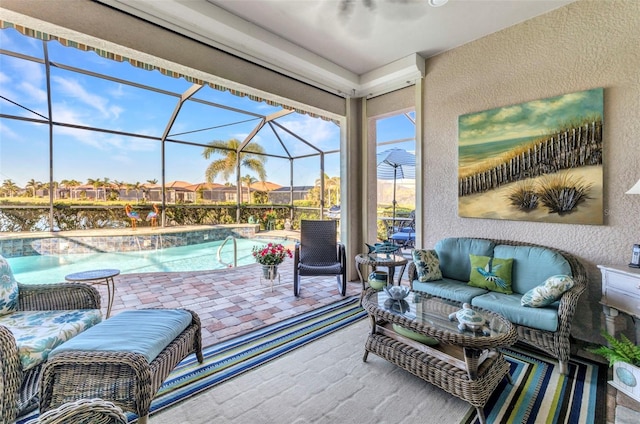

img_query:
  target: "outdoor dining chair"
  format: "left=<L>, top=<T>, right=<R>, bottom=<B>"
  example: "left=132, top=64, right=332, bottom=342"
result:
left=293, top=220, right=347, bottom=297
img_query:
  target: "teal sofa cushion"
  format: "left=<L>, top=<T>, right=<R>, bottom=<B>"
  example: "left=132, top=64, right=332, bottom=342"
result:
left=412, top=278, right=488, bottom=304
left=50, top=309, right=192, bottom=363
left=435, top=238, right=495, bottom=281
left=493, top=245, right=572, bottom=295
left=471, top=291, right=559, bottom=332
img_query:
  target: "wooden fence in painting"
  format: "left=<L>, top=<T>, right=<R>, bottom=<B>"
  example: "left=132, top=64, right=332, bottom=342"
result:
left=458, top=120, right=602, bottom=197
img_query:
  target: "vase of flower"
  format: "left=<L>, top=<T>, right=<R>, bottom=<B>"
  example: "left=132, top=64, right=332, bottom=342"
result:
left=262, top=265, right=278, bottom=280
left=252, top=243, right=292, bottom=277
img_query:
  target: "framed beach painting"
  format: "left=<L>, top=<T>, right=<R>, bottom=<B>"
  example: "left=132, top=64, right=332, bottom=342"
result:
left=457, top=88, right=604, bottom=225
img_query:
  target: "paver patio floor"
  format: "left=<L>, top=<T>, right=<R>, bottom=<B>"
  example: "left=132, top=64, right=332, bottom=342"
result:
left=104, top=258, right=409, bottom=347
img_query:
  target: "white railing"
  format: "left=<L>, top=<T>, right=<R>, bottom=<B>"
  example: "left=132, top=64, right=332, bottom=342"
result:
left=216, top=235, right=238, bottom=268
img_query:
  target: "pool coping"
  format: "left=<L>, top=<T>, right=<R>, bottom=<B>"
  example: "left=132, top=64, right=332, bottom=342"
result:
left=0, top=225, right=300, bottom=258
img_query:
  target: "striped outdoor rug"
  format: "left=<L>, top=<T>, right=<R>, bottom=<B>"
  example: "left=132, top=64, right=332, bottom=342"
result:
left=462, top=345, right=605, bottom=424
left=146, top=295, right=367, bottom=417
left=18, top=296, right=603, bottom=423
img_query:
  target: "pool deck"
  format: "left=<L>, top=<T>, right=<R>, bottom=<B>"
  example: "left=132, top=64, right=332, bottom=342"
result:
left=104, top=260, right=371, bottom=347
left=5, top=227, right=410, bottom=347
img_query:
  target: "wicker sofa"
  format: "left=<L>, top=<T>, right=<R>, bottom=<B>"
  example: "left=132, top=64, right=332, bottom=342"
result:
left=408, top=237, right=587, bottom=374
left=0, top=255, right=102, bottom=424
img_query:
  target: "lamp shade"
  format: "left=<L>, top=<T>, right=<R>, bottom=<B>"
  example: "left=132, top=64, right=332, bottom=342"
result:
left=626, top=179, right=640, bottom=195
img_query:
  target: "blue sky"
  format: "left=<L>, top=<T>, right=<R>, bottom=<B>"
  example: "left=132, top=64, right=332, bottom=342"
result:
left=0, top=27, right=415, bottom=190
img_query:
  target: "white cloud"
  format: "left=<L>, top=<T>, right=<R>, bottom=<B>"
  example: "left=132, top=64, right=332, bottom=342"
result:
left=0, top=121, right=19, bottom=141
left=52, top=76, right=118, bottom=120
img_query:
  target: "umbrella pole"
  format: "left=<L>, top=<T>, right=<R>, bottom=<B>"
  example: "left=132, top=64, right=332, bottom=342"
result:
left=392, top=166, right=397, bottom=238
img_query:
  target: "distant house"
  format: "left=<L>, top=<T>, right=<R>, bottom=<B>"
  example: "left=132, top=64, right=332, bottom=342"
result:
left=186, top=182, right=225, bottom=202
left=165, top=181, right=196, bottom=203
left=268, top=186, right=313, bottom=204
left=210, top=185, right=239, bottom=202
left=250, top=181, right=282, bottom=192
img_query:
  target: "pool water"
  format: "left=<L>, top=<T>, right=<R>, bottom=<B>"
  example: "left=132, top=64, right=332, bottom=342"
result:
left=7, top=238, right=292, bottom=284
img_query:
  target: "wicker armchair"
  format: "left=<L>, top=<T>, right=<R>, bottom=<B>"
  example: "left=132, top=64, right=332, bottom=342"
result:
left=293, top=220, right=347, bottom=296
left=25, top=398, right=127, bottom=424
left=408, top=238, right=587, bottom=374
left=1, top=282, right=101, bottom=424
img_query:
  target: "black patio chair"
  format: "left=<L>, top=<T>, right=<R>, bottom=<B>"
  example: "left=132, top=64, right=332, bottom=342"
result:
left=293, top=220, right=347, bottom=297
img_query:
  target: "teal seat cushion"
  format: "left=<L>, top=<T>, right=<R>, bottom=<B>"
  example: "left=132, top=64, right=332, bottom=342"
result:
left=494, top=245, right=572, bottom=294
left=471, top=292, right=559, bottom=332
left=2, top=309, right=102, bottom=371
left=49, top=309, right=192, bottom=363
left=413, top=278, right=488, bottom=304
left=435, top=238, right=495, bottom=281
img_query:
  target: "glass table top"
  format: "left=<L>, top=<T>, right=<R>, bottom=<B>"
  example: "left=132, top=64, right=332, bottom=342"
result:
left=366, top=290, right=513, bottom=340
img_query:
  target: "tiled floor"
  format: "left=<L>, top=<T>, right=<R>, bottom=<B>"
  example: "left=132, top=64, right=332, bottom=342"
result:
left=102, top=258, right=409, bottom=347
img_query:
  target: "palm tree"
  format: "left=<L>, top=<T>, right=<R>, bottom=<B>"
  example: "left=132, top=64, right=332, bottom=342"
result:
left=61, top=179, right=81, bottom=200
left=240, top=174, right=257, bottom=203
left=1, top=179, right=19, bottom=198
left=325, top=175, right=341, bottom=206
left=202, top=138, right=267, bottom=185
left=25, top=178, right=42, bottom=198
left=87, top=178, right=103, bottom=201
left=41, top=181, right=59, bottom=200
left=125, top=181, right=142, bottom=202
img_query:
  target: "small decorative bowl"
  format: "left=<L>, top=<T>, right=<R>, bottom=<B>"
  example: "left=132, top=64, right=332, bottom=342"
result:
left=384, top=285, right=410, bottom=300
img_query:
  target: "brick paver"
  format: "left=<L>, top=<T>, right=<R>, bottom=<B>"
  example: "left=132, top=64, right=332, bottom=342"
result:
left=100, top=257, right=409, bottom=347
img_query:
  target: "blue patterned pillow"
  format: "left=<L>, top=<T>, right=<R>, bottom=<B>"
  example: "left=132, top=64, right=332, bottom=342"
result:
left=0, top=256, right=19, bottom=316
left=412, top=249, right=442, bottom=282
left=521, top=275, right=574, bottom=307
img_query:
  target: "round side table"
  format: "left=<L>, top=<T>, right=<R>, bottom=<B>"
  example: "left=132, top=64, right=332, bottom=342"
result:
left=355, top=253, right=408, bottom=291
left=65, top=269, right=120, bottom=318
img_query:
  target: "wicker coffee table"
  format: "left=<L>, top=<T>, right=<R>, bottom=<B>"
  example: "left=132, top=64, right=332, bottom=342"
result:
left=361, top=289, right=517, bottom=424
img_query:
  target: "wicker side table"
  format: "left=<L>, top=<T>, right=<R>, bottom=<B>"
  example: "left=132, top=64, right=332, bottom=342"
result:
left=355, top=253, right=408, bottom=289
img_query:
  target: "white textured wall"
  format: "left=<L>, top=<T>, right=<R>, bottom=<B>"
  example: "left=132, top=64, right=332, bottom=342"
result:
left=422, top=0, right=640, bottom=342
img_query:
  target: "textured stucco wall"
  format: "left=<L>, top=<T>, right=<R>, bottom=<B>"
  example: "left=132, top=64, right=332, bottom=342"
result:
left=422, top=0, right=640, bottom=342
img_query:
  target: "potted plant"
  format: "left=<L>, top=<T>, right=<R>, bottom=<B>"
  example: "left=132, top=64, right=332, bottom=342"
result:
left=589, top=330, right=640, bottom=402
left=252, top=242, right=292, bottom=279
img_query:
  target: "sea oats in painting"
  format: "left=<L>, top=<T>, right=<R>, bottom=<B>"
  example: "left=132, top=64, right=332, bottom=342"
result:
left=458, top=88, right=603, bottom=224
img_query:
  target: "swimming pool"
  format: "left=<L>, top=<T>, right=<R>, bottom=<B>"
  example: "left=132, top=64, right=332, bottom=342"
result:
left=7, top=238, right=292, bottom=285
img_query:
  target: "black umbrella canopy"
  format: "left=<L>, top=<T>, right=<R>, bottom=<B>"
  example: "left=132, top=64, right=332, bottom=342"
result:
left=376, top=149, right=416, bottom=227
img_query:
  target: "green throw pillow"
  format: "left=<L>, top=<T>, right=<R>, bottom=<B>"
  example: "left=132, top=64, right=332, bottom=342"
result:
left=468, top=254, right=514, bottom=294
left=412, top=249, right=442, bottom=282
left=521, top=274, right=574, bottom=307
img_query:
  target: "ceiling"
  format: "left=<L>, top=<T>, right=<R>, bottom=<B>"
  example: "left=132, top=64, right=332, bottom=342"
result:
left=98, top=0, right=575, bottom=97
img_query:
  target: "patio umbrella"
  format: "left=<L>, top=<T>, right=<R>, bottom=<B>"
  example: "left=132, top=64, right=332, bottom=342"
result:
left=376, top=148, right=416, bottom=228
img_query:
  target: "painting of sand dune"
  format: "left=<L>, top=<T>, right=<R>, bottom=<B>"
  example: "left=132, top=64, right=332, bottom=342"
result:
left=458, top=88, right=604, bottom=225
